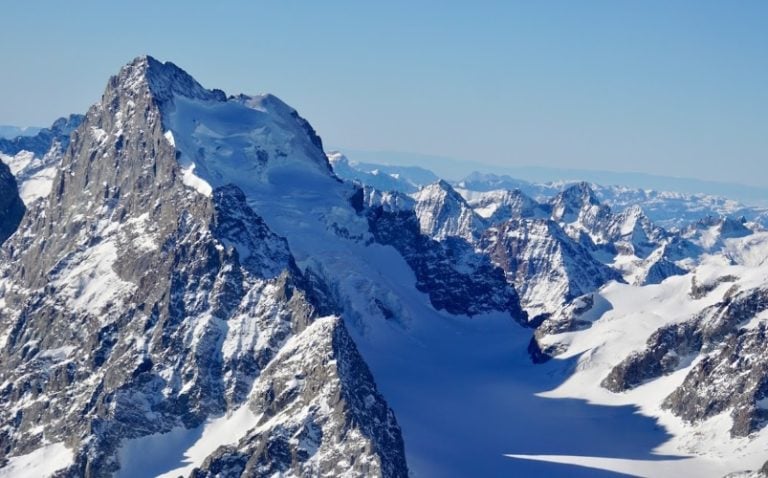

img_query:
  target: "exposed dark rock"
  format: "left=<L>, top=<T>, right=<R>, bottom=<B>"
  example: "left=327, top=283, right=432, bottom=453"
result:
left=480, top=218, right=622, bottom=320
left=690, top=274, right=739, bottom=299
left=0, top=56, right=407, bottom=477
left=365, top=205, right=526, bottom=322
left=603, top=286, right=768, bottom=437
left=0, top=160, right=24, bottom=244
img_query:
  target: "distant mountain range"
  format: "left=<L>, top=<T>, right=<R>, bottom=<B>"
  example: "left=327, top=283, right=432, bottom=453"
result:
left=338, top=148, right=768, bottom=208
left=330, top=151, right=768, bottom=230
left=0, top=125, right=43, bottom=139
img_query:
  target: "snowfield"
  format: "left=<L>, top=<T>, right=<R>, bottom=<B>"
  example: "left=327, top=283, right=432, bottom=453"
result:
left=521, top=233, right=768, bottom=477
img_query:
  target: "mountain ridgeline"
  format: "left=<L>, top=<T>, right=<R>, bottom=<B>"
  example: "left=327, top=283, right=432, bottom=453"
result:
left=0, top=56, right=407, bottom=478
left=1, top=56, right=768, bottom=478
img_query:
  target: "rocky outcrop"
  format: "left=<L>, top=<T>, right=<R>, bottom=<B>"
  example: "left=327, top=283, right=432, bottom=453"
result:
left=602, top=287, right=768, bottom=437
left=191, top=317, right=407, bottom=478
left=689, top=274, right=739, bottom=299
left=366, top=203, right=525, bottom=322
left=663, top=323, right=768, bottom=437
left=0, top=159, right=24, bottom=244
left=412, top=180, right=486, bottom=242
left=480, top=218, right=621, bottom=321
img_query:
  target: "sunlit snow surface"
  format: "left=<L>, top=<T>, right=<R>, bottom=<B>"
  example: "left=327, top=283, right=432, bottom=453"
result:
left=153, top=91, right=768, bottom=477
left=0, top=442, right=73, bottom=478
left=0, top=150, right=58, bottom=204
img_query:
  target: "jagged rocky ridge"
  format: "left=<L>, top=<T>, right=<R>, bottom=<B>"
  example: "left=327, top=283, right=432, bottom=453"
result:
left=603, top=285, right=768, bottom=437
left=0, top=56, right=407, bottom=477
left=357, top=187, right=525, bottom=321
left=334, top=165, right=768, bottom=230
left=388, top=178, right=686, bottom=323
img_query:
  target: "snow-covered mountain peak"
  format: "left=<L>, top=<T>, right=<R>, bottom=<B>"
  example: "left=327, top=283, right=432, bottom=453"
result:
left=550, top=181, right=601, bottom=219
left=0, top=57, right=411, bottom=477
left=326, top=150, right=348, bottom=167
left=116, top=55, right=225, bottom=105
left=458, top=187, right=547, bottom=222
left=422, top=179, right=464, bottom=200
left=106, top=56, right=336, bottom=197
left=412, top=180, right=484, bottom=241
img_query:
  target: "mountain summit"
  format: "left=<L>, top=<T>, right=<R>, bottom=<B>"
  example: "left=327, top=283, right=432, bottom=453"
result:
left=0, top=56, right=407, bottom=477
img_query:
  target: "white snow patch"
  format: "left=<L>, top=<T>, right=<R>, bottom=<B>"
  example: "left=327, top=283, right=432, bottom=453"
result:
left=90, top=127, right=107, bottom=143
left=0, top=442, right=73, bottom=478
left=1, top=150, right=35, bottom=175
left=17, top=167, right=56, bottom=203
left=180, top=163, right=212, bottom=197
left=115, top=405, right=259, bottom=478
left=53, top=240, right=136, bottom=315
left=163, top=130, right=175, bottom=147
left=38, top=346, right=76, bottom=361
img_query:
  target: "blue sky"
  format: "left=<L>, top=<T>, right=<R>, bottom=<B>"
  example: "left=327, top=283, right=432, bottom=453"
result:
left=1, top=1, right=766, bottom=186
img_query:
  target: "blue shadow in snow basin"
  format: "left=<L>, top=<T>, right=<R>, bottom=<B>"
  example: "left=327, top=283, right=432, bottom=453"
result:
left=497, top=352, right=687, bottom=477
left=370, top=331, right=690, bottom=478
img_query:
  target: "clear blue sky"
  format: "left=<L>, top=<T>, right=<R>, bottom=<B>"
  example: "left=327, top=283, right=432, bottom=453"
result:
left=1, top=1, right=766, bottom=186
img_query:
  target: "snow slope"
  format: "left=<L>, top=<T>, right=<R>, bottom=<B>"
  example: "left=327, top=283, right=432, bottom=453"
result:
left=0, top=115, right=83, bottom=204
left=152, top=62, right=740, bottom=478
left=519, top=233, right=768, bottom=476
left=0, top=442, right=73, bottom=478
left=155, top=61, right=768, bottom=477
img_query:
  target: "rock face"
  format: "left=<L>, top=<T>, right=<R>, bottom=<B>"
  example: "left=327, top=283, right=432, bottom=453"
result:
left=412, top=180, right=485, bottom=242
left=0, top=56, right=407, bottom=477
left=663, top=322, right=768, bottom=437
left=191, top=317, right=408, bottom=478
left=0, top=159, right=24, bottom=244
left=479, top=218, right=621, bottom=321
left=602, top=287, right=768, bottom=437
left=365, top=198, right=526, bottom=321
